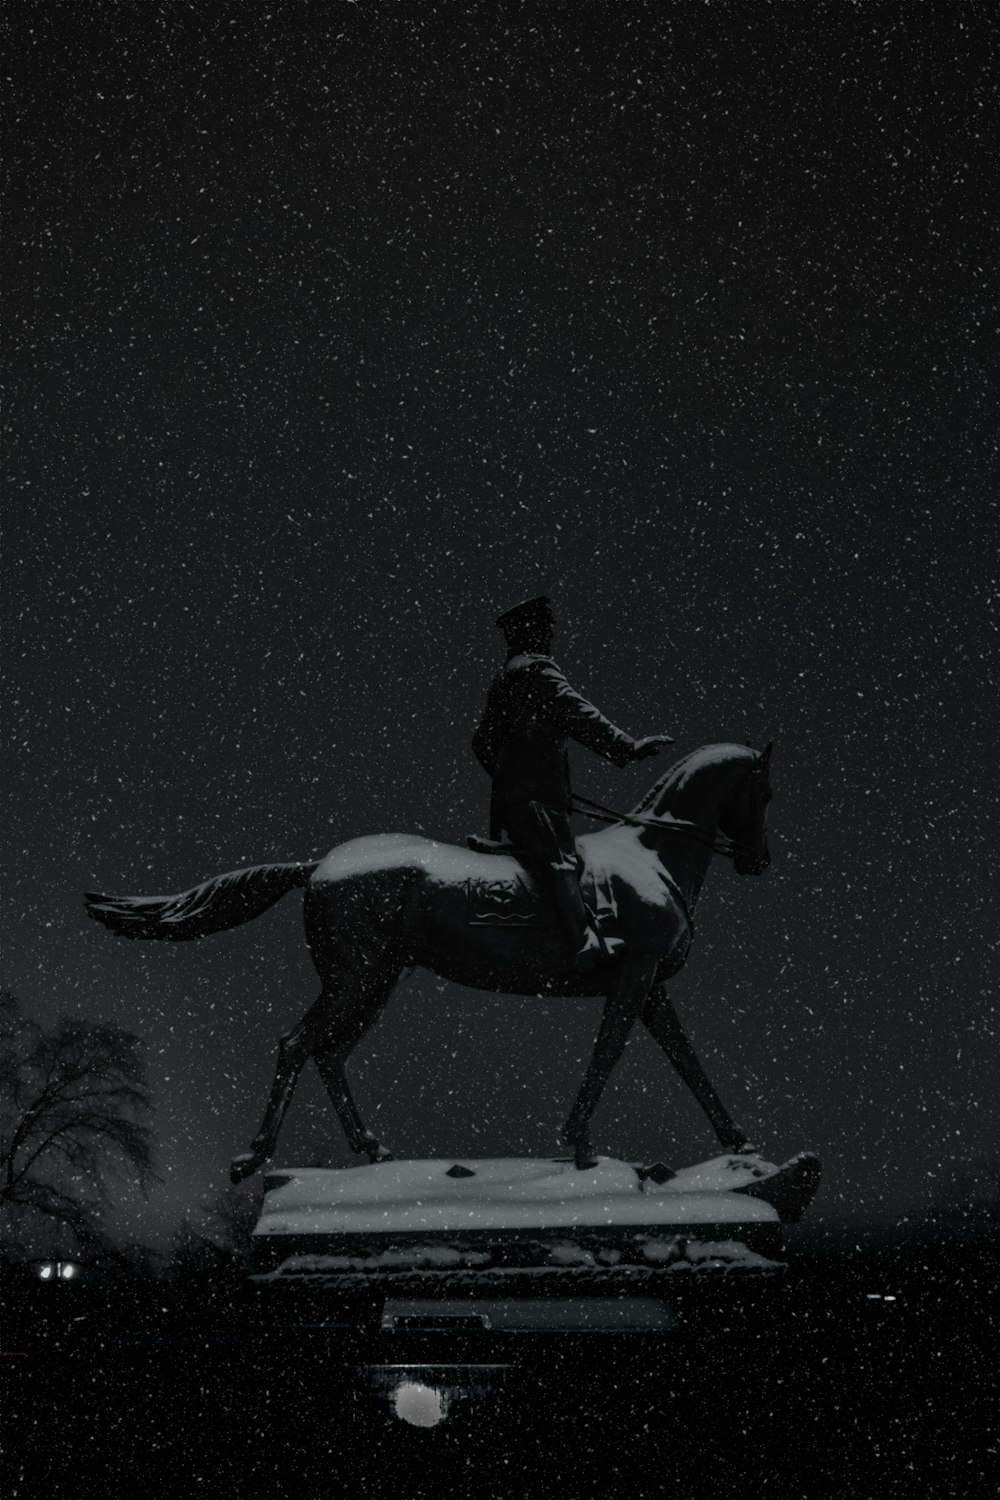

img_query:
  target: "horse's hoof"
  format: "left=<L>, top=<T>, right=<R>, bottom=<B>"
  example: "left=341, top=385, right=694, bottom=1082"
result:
left=561, top=1126, right=598, bottom=1169
left=566, top=1137, right=599, bottom=1169
left=360, top=1137, right=393, bottom=1164
left=229, top=1152, right=262, bottom=1184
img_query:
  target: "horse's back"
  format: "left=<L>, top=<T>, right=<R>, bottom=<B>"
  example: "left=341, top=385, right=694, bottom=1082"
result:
left=310, top=828, right=673, bottom=908
left=310, top=833, right=521, bottom=891
left=305, top=827, right=688, bottom=988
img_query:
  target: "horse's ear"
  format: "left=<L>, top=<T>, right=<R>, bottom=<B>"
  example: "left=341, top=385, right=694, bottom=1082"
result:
left=761, top=739, right=773, bottom=764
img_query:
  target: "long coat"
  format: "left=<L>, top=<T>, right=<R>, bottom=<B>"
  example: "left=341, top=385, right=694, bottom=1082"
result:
left=472, top=653, right=640, bottom=829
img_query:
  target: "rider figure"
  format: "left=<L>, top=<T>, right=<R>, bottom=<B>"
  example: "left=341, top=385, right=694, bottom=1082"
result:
left=472, top=594, right=675, bottom=970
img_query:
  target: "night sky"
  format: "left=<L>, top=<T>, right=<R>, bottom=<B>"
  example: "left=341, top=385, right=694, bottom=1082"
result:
left=4, top=1, right=995, bottom=1247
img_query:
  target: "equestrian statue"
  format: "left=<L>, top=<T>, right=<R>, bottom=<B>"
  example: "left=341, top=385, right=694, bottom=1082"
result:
left=83, top=595, right=775, bottom=1181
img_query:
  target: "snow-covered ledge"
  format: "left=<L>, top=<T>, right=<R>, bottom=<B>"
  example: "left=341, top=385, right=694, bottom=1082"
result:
left=254, top=1156, right=780, bottom=1236
left=246, top=1155, right=808, bottom=1281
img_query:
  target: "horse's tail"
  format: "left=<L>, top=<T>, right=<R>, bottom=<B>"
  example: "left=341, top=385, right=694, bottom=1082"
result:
left=83, top=861, right=319, bottom=942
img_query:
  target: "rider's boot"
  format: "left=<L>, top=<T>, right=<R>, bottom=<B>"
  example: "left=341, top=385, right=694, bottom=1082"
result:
left=540, top=865, right=620, bottom=971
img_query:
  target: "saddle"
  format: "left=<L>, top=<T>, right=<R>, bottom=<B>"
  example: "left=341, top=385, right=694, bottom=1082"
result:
left=466, top=834, right=516, bottom=855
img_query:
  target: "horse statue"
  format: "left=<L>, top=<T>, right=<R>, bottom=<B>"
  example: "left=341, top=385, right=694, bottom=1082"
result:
left=84, top=741, right=774, bottom=1180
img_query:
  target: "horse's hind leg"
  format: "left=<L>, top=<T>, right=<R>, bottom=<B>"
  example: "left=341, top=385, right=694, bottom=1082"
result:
left=228, top=968, right=396, bottom=1183
left=310, top=971, right=400, bottom=1163
left=312, top=1049, right=393, bottom=1164
left=230, top=1020, right=313, bottom=1184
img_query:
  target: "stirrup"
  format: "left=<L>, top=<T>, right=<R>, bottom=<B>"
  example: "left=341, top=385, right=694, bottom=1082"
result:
left=574, top=927, right=623, bottom=970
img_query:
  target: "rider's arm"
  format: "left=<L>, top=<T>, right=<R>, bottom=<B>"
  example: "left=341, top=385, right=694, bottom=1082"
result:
left=531, top=659, right=641, bottom=766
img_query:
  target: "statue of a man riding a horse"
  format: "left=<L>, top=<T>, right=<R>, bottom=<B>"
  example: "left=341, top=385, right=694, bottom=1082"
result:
left=85, top=594, right=774, bottom=1180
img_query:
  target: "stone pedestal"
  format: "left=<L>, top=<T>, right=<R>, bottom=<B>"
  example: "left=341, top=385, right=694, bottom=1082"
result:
left=248, top=1153, right=818, bottom=1287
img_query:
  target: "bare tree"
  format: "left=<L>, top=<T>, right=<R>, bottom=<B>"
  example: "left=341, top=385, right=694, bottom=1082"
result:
left=0, top=991, right=157, bottom=1260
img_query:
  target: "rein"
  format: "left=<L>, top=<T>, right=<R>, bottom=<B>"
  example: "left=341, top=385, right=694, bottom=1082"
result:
left=571, top=792, right=739, bottom=860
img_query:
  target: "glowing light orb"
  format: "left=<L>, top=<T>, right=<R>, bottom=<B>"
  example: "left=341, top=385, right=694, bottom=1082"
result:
left=392, top=1380, right=446, bottom=1428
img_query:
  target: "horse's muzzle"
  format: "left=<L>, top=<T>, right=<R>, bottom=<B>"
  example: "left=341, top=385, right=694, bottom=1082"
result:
left=734, top=840, right=772, bottom=877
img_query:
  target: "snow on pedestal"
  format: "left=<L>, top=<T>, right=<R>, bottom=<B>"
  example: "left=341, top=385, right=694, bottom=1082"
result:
left=249, top=1155, right=788, bottom=1283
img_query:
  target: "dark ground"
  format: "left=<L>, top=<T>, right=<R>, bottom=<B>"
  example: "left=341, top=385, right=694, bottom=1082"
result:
left=3, top=1230, right=997, bottom=1498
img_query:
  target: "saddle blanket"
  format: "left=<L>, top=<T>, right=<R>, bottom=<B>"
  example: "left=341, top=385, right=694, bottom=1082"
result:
left=463, top=827, right=691, bottom=974
left=466, top=867, right=619, bottom=933
left=467, top=874, right=550, bottom=927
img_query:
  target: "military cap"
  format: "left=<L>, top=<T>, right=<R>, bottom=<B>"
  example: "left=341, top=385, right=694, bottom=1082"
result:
left=494, top=593, right=554, bottom=635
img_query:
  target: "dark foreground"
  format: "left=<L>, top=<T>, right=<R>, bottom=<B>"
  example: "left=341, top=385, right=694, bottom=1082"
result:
left=3, top=1234, right=996, bottom=1499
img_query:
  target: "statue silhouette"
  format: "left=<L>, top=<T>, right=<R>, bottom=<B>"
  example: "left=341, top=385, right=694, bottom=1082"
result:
left=84, top=740, right=774, bottom=1178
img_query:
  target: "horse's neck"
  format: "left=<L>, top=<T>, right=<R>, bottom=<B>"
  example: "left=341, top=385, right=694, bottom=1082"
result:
left=637, top=745, right=754, bottom=908
left=644, top=744, right=754, bottom=827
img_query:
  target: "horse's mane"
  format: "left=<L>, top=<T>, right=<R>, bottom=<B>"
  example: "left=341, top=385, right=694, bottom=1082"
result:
left=627, top=742, right=757, bottom=818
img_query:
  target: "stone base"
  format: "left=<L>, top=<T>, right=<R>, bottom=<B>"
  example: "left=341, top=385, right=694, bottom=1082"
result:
left=248, top=1154, right=817, bottom=1284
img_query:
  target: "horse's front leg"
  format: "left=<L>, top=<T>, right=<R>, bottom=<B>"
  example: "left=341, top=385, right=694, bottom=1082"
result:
left=642, top=983, right=753, bottom=1153
left=563, top=958, right=659, bottom=1170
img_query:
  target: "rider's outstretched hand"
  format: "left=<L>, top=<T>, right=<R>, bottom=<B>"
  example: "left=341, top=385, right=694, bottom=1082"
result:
left=632, top=734, right=675, bottom=759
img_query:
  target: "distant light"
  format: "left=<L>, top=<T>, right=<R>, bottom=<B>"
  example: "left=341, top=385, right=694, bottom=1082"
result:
left=60, top=1263, right=77, bottom=1280
left=38, top=1264, right=54, bottom=1280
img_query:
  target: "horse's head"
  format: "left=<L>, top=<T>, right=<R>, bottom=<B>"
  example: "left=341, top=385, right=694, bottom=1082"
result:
left=721, top=741, right=774, bottom=877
